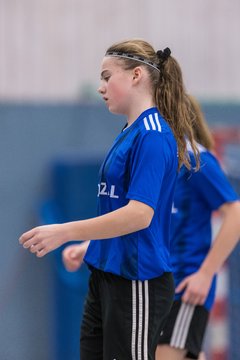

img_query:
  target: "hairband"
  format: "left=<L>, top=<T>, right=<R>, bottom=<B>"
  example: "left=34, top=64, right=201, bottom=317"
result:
left=156, top=47, right=171, bottom=64
left=106, top=48, right=171, bottom=73
left=105, top=51, right=160, bottom=72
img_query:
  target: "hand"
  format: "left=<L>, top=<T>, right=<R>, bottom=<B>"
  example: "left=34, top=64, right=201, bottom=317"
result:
left=19, top=223, right=70, bottom=257
left=175, top=271, right=213, bottom=305
left=62, top=243, right=87, bottom=272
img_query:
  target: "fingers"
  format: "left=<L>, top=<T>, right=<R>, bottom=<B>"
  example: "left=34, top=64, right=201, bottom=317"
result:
left=182, top=293, right=198, bottom=305
left=175, top=278, right=187, bottom=293
left=63, top=252, right=78, bottom=270
left=19, top=230, right=49, bottom=258
left=63, top=256, right=80, bottom=271
left=20, top=235, right=45, bottom=255
left=19, top=228, right=40, bottom=252
left=36, top=249, right=48, bottom=258
left=62, top=245, right=83, bottom=272
left=21, top=239, right=36, bottom=250
left=28, top=244, right=46, bottom=257
left=181, top=286, right=207, bottom=305
left=20, top=240, right=45, bottom=258
left=176, top=277, right=206, bottom=305
left=19, top=228, right=36, bottom=246
left=64, top=261, right=80, bottom=272
left=182, top=295, right=205, bottom=306
left=19, top=226, right=55, bottom=257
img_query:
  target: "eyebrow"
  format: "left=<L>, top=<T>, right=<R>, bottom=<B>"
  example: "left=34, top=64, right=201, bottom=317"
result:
left=100, top=70, right=110, bottom=79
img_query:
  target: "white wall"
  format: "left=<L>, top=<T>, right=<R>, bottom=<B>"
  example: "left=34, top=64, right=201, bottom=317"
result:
left=0, top=0, right=240, bottom=101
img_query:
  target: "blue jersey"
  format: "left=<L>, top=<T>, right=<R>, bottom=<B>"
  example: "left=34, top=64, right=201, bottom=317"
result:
left=84, top=107, right=178, bottom=280
left=172, top=144, right=239, bottom=310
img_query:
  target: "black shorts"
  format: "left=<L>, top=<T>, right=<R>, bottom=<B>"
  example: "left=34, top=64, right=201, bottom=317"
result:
left=80, top=268, right=174, bottom=360
left=158, top=300, right=209, bottom=359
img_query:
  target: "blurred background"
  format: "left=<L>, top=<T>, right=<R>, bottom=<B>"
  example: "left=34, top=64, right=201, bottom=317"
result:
left=0, top=0, right=239, bottom=359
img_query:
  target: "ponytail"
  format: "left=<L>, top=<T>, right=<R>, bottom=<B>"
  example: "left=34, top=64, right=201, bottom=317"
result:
left=155, top=51, right=199, bottom=170
left=187, top=95, right=215, bottom=151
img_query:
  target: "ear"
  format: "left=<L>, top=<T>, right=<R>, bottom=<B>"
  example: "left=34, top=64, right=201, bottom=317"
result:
left=132, top=67, right=142, bottom=82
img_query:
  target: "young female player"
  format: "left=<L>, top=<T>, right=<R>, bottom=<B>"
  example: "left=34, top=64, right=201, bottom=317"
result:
left=19, top=39, right=199, bottom=360
left=156, top=95, right=240, bottom=360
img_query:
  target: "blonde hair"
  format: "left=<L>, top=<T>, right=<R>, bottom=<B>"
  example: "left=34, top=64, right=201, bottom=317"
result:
left=187, top=95, right=215, bottom=151
left=106, top=39, right=199, bottom=170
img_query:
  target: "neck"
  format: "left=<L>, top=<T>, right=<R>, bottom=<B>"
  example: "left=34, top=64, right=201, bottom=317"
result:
left=126, top=98, right=156, bottom=127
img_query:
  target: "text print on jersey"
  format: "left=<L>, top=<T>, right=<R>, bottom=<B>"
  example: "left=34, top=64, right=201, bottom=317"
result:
left=98, top=182, right=119, bottom=198
left=171, top=203, right=178, bottom=214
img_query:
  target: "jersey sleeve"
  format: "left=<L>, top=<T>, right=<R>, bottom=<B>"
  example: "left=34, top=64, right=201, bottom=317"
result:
left=188, top=151, right=239, bottom=210
left=126, top=132, right=173, bottom=210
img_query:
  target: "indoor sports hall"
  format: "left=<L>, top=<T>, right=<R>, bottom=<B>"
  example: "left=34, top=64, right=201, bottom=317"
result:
left=0, top=1, right=239, bottom=359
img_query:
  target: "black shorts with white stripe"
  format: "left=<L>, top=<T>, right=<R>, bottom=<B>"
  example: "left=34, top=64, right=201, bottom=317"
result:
left=158, top=300, right=209, bottom=359
left=80, top=268, right=174, bottom=360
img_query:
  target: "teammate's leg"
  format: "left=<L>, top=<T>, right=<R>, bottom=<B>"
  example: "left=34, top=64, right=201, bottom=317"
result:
left=157, top=300, right=209, bottom=360
left=196, top=352, right=207, bottom=360
left=156, top=344, right=187, bottom=359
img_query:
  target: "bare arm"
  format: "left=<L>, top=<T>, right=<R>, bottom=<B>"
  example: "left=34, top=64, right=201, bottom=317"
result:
left=199, top=201, right=240, bottom=276
left=176, top=200, right=240, bottom=305
left=19, top=200, right=154, bottom=257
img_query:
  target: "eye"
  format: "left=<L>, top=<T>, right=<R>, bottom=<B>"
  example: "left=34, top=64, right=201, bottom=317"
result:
left=101, top=71, right=111, bottom=82
left=103, top=75, right=110, bottom=82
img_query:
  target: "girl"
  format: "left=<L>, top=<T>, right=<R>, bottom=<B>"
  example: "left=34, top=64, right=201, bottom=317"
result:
left=156, top=96, right=240, bottom=360
left=19, top=39, right=198, bottom=360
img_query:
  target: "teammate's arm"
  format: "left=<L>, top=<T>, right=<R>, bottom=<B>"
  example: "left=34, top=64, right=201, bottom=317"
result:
left=176, top=200, right=240, bottom=305
left=62, top=241, right=90, bottom=272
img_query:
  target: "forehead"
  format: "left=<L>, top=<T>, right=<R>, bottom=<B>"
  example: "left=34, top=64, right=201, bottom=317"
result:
left=100, top=56, right=123, bottom=72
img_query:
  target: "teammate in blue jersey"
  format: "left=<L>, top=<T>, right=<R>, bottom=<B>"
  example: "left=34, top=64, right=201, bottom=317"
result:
left=156, top=95, right=240, bottom=360
left=19, top=39, right=199, bottom=360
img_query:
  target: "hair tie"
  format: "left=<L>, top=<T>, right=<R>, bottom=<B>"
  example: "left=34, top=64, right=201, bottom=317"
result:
left=156, top=47, right=171, bottom=63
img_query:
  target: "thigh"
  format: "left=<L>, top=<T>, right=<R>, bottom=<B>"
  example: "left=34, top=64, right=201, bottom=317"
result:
left=156, top=344, right=187, bottom=360
left=158, top=300, right=209, bottom=359
left=147, top=272, right=175, bottom=357
left=101, top=271, right=174, bottom=360
left=80, top=271, right=103, bottom=360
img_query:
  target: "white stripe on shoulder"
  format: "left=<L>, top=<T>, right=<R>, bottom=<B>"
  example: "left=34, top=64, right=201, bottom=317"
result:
left=148, top=114, right=156, bottom=130
left=154, top=113, right=162, bottom=132
left=143, top=113, right=162, bottom=132
left=143, top=117, right=150, bottom=130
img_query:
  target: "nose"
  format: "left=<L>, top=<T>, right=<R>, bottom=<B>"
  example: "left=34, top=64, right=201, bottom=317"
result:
left=98, top=85, right=105, bottom=94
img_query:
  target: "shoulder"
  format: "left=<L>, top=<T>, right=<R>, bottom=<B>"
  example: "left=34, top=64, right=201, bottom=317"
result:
left=138, top=110, right=173, bottom=135
left=136, top=111, right=176, bottom=147
left=187, top=141, right=219, bottom=169
left=187, top=147, right=228, bottom=185
left=127, top=109, right=177, bottom=160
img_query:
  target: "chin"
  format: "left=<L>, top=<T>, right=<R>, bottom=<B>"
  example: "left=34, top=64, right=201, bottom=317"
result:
left=108, top=106, right=121, bottom=115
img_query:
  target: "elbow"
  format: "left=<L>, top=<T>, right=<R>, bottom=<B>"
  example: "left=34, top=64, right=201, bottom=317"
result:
left=233, top=201, right=240, bottom=228
left=137, top=207, right=154, bottom=230
left=221, top=200, right=240, bottom=216
left=127, top=200, right=154, bottom=231
left=142, top=213, right=153, bottom=229
left=220, top=200, right=240, bottom=227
